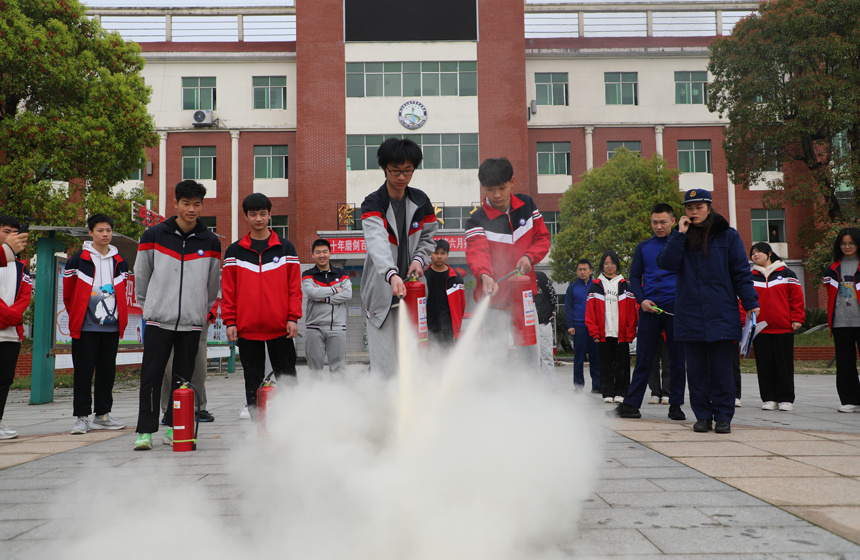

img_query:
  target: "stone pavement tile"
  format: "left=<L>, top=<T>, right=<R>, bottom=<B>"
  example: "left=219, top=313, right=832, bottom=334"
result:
left=640, top=526, right=860, bottom=555
left=719, top=476, right=860, bottom=507
left=0, top=454, right=48, bottom=469
left=0, top=441, right=89, bottom=455
left=580, top=494, right=612, bottom=509
left=577, top=506, right=718, bottom=530
left=785, top=506, right=860, bottom=546
left=644, top=441, right=770, bottom=458
left=614, top=429, right=706, bottom=442
left=807, top=431, right=860, bottom=441
left=677, top=456, right=837, bottom=478
left=586, top=555, right=776, bottom=560
left=697, top=505, right=812, bottom=528
left=0, top=489, right=76, bottom=504
left=0, top=477, right=76, bottom=491
left=791, top=456, right=860, bottom=476
left=0, top=520, right=47, bottom=540
left=0, top=503, right=53, bottom=521
left=743, top=440, right=860, bottom=456
left=600, top=444, right=660, bottom=458
left=650, top=477, right=735, bottom=492
left=568, top=527, right=663, bottom=556
left=598, top=466, right=708, bottom=479
left=593, top=478, right=664, bottom=493
left=598, top=490, right=766, bottom=508
left=36, top=431, right=128, bottom=443
left=720, top=429, right=825, bottom=442
left=602, top=418, right=690, bottom=431
left=612, top=454, right=685, bottom=468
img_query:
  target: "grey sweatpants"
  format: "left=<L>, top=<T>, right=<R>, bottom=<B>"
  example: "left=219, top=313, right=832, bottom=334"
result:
left=160, top=334, right=208, bottom=413
left=305, top=327, right=347, bottom=376
left=367, top=310, right=398, bottom=379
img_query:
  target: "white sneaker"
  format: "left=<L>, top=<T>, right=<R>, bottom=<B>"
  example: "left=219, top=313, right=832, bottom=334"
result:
left=70, top=417, right=89, bottom=434
left=648, top=396, right=660, bottom=405
left=91, top=414, right=127, bottom=430
left=239, top=406, right=251, bottom=420
left=735, top=398, right=742, bottom=408
left=614, top=396, right=625, bottom=403
left=778, top=402, right=793, bottom=412
left=603, top=397, right=614, bottom=404
left=0, top=422, right=18, bottom=440
left=661, top=396, right=670, bottom=405
left=837, top=404, right=860, bottom=413
left=761, top=401, right=777, bottom=411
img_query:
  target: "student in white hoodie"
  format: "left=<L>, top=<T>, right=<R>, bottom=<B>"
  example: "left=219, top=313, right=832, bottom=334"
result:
left=585, top=250, right=639, bottom=404
left=62, top=214, right=129, bottom=434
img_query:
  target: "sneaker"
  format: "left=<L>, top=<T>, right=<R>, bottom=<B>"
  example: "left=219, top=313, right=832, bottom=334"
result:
left=648, top=395, right=660, bottom=405
left=837, top=404, right=860, bottom=413
left=603, top=397, right=614, bottom=404
left=163, top=427, right=173, bottom=446
left=0, top=422, right=18, bottom=440
left=761, top=401, right=777, bottom=411
left=239, top=406, right=251, bottom=420
left=614, top=396, right=625, bottom=403
left=134, top=433, right=152, bottom=450
left=715, top=421, right=731, bottom=434
left=693, top=419, right=712, bottom=433
left=590, top=387, right=602, bottom=394
left=735, top=398, right=742, bottom=408
left=668, top=404, right=686, bottom=421
left=195, top=410, right=214, bottom=422
left=661, top=396, right=670, bottom=405
left=606, top=403, right=641, bottom=418
left=778, top=402, right=793, bottom=412
left=70, top=417, right=89, bottom=435
left=91, top=414, right=126, bottom=430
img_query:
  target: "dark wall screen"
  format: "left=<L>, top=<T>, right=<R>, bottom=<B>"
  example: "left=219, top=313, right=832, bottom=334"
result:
left=345, top=0, right=477, bottom=42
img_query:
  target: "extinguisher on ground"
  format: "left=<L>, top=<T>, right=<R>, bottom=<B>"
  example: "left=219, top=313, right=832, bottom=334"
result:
left=509, top=271, right=537, bottom=347
left=257, top=372, right=277, bottom=436
left=172, top=380, right=199, bottom=452
left=403, top=273, right=428, bottom=343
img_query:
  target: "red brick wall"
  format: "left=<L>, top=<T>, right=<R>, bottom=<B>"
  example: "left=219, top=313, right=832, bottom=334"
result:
left=662, top=126, right=731, bottom=218
left=591, top=126, right=658, bottom=168
left=478, top=0, right=528, bottom=198
left=526, top=127, right=586, bottom=212
left=295, top=0, right=345, bottom=254
left=13, top=354, right=139, bottom=378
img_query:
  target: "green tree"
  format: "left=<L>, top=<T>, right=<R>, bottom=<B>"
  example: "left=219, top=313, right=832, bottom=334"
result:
left=550, top=149, right=682, bottom=283
left=0, top=0, right=157, bottom=238
left=708, top=0, right=860, bottom=247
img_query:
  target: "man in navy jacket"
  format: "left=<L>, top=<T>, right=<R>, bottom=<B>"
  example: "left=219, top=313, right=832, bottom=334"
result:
left=565, top=260, right=600, bottom=392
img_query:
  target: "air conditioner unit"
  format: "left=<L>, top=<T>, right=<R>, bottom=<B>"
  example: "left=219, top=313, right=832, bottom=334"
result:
left=192, top=110, right=215, bottom=127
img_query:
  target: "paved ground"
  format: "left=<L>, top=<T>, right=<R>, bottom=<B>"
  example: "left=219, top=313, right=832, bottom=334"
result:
left=1, top=368, right=859, bottom=559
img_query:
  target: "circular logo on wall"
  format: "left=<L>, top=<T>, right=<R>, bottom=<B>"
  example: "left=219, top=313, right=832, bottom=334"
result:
left=398, top=101, right=427, bottom=130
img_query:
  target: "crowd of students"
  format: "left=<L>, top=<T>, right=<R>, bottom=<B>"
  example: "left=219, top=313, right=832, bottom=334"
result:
left=0, top=139, right=858, bottom=444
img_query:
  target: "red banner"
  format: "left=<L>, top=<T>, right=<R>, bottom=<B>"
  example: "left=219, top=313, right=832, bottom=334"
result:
left=328, top=235, right=466, bottom=255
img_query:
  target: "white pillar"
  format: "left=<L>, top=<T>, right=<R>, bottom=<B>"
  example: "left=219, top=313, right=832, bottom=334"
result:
left=158, top=132, right=168, bottom=216
left=231, top=130, right=241, bottom=242
left=654, top=125, right=664, bottom=157
left=585, top=126, right=594, bottom=170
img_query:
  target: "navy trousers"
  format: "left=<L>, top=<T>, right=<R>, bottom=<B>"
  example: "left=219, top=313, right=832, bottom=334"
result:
left=572, top=323, right=600, bottom=389
left=685, top=339, right=736, bottom=423
left=624, top=302, right=686, bottom=408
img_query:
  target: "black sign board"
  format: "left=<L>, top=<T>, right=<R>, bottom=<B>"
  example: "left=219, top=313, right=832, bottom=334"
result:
left=345, top=0, right=477, bottom=42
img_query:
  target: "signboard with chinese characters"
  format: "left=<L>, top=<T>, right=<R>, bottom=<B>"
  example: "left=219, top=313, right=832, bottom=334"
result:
left=131, top=201, right=165, bottom=228
left=328, top=235, right=467, bottom=255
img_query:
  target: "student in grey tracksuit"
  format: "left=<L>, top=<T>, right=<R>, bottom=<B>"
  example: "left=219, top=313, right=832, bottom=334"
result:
left=360, top=138, right=437, bottom=377
left=302, top=239, right=352, bottom=375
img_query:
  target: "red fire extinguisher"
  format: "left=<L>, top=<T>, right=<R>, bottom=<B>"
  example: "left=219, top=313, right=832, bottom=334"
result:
left=172, top=382, right=197, bottom=452
left=257, top=372, right=277, bottom=436
left=510, top=272, right=537, bottom=347
left=403, top=274, right=428, bottom=343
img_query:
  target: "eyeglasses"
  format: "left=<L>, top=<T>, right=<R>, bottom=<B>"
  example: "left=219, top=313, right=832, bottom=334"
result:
left=842, top=242, right=856, bottom=247
left=386, top=168, right=414, bottom=177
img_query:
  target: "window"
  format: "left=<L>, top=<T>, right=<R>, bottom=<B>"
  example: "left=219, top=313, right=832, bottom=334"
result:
left=605, top=72, right=638, bottom=105
left=269, top=215, right=289, bottom=239
left=346, top=134, right=479, bottom=171
left=441, top=206, right=477, bottom=230
left=182, top=147, right=216, bottom=180
left=254, top=146, right=288, bottom=179
left=542, top=211, right=560, bottom=242
left=182, top=77, right=216, bottom=111
left=537, top=142, right=571, bottom=175
left=535, top=73, right=569, bottom=106
left=755, top=143, right=781, bottom=172
left=677, top=140, right=712, bottom=173
left=346, top=61, right=477, bottom=98
left=253, top=76, right=286, bottom=109
left=127, top=168, right=143, bottom=181
left=675, top=71, right=708, bottom=105
left=751, top=209, right=785, bottom=243
left=200, top=217, right=217, bottom=234
left=607, top=141, right=641, bottom=159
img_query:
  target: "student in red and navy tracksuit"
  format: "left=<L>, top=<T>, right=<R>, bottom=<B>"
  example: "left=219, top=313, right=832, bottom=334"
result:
left=63, top=214, right=129, bottom=434
left=424, top=239, right=465, bottom=345
left=749, top=242, right=805, bottom=411
left=222, top=193, right=302, bottom=419
left=464, top=157, right=551, bottom=368
left=133, top=181, right=221, bottom=450
left=585, top=250, right=639, bottom=403
left=823, top=227, right=860, bottom=413
left=0, top=217, right=31, bottom=440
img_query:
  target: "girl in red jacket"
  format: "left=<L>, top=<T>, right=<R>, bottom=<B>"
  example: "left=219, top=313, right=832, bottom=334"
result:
left=586, top=250, right=638, bottom=404
left=749, top=243, right=804, bottom=412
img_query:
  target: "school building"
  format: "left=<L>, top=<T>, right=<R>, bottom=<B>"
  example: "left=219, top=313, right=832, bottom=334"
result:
left=88, top=0, right=812, bottom=353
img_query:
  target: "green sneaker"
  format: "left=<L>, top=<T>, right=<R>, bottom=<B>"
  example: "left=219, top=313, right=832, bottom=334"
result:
left=163, top=427, right=173, bottom=446
left=134, top=433, right=152, bottom=451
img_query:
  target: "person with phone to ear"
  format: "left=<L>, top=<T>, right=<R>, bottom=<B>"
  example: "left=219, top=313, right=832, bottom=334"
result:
left=657, top=190, right=759, bottom=435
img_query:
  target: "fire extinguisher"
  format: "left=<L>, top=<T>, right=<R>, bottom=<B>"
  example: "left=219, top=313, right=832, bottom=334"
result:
left=403, top=273, right=428, bottom=343
left=172, top=382, right=198, bottom=452
left=509, top=272, right=537, bottom=347
left=256, top=372, right=277, bottom=436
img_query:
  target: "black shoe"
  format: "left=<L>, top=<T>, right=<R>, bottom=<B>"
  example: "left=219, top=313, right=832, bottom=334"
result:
left=693, top=419, right=712, bottom=432
left=574, top=385, right=584, bottom=393
left=590, top=387, right=602, bottom=394
left=196, top=410, right=215, bottom=422
left=714, top=421, right=731, bottom=434
left=606, top=403, right=641, bottom=418
left=668, top=405, right=686, bottom=421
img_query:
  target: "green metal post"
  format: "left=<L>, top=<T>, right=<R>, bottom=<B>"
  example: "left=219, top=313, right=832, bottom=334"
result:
left=228, top=342, right=236, bottom=373
left=30, top=233, right=65, bottom=404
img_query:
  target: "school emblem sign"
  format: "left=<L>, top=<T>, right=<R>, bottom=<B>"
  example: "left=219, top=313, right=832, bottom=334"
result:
left=398, top=101, right=427, bottom=130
